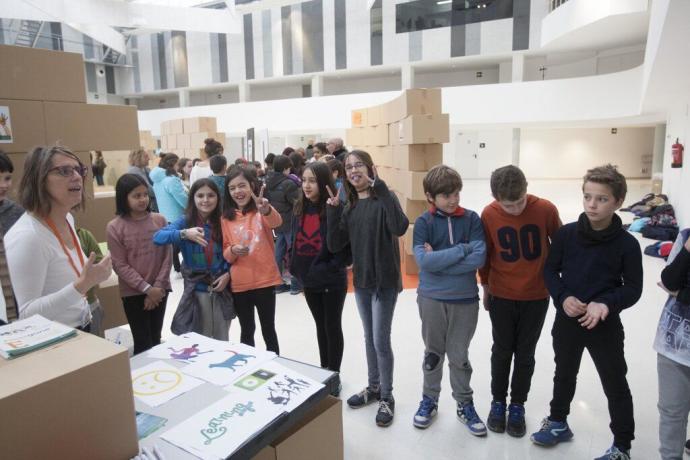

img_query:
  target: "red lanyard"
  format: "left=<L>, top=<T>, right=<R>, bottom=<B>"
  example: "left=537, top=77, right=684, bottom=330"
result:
left=45, top=217, right=85, bottom=277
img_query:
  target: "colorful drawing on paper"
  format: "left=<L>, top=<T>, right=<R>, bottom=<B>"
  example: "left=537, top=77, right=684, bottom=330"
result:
left=131, top=361, right=204, bottom=407
left=0, top=107, right=12, bottom=143
left=181, top=343, right=276, bottom=386
left=147, top=332, right=220, bottom=363
left=233, top=369, right=276, bottom=391
left=167, top=344, right=213, bottom=362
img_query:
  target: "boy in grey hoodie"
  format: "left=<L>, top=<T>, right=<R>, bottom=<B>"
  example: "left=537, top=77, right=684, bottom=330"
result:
left=412, top=165, right=487, bottom=435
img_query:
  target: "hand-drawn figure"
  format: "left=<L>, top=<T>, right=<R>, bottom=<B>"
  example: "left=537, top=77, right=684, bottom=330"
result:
left=168, top=344, right=212, bottom=362
left=267, top=387, right=290, bottom=405
left=284, top=375, right=311, bottom=391
left=209, top=351, right=256, bottom=372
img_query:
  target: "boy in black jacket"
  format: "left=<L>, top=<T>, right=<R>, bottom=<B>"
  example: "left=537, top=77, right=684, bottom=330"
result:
left=531, top=164, right=642, bottom=460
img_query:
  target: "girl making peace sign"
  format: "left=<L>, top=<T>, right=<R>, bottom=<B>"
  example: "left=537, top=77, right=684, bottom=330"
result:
left=221, top=166, right=282, bottom=353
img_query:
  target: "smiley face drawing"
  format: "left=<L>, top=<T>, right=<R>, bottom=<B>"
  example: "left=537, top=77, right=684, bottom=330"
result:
left=132, top=370, right=183, bottom=396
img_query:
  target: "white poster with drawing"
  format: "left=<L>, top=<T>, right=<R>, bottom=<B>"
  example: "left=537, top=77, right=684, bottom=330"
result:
left=0, top=107, right=12, bottom=143
left=131, top=360, right=205, bottom=407
left=161, top=392, right=281, bottom=460
left=181, top=343, right=276, bottom=386
left=227, top=360, right=324, bottom=412
left=147, top=332, right=223, bottom=363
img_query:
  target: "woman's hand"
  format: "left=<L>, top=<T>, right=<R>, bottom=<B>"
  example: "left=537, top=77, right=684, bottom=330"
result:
left=185, top=227, right=208, bottom=247
left=74, top=252, right=112, bottom=294
left=211, top=272, right=230, bottom=292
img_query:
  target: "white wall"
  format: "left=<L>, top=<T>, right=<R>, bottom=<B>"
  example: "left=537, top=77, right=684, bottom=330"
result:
left=661, top=101, right=690, bottom=228
left=415, top=67, right=500, bottom=88
left=250, top=83, right=305, bottom=102
left=520, top=127, right=655, bottom=179
left=323, top=75, right=401, bottom=96
left=445, top=128, right=513, bottom=179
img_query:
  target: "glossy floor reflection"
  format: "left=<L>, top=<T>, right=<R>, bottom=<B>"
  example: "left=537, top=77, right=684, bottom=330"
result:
left=158, top=179, right=669, bottom=460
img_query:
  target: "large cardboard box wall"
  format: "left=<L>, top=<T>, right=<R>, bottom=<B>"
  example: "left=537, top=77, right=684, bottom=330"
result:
left=73, top=194, right=116, bottom=243
left=396, top=169, right=427, bottom=200
left=102, top=150, right=132, bottom=187
left=0, top=45, right=86, bottom=103
left=139, top=130, right=158, bottom=152
left=43, top=102, right=140, bottom=152
left=0, top=99, right=46, bottom=153
left=99, top=273, right=129, bottom=330
left=0, top=332, right=138, bottom=459
left=354, top=145, right=393, bottom=168
left=389, top=114, right=450, bottom=145
left=253, top=397, right=343, bottom=460
left=382, top=88, right=442, bottom=124
left=403, top=224, right=415, bottom=255
left=392, top=144, right=443, bottom=171
left=184, top=117, right=217, bottom=134
left=399, top=239, right=419, bottom=275
left=351, top=108, right=368, bottom=127
left=395, top=192, right=428, bottom=222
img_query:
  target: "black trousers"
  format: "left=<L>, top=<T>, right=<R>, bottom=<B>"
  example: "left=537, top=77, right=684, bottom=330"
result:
left=549, top=313, right=634, bottom=450
left=304, top=287, right=346, bottom=372
left=233, top=286, right=280, bottom=354
left=122, top=293, right=168, bottom=355
left=489, top=296, right=549, bottom=405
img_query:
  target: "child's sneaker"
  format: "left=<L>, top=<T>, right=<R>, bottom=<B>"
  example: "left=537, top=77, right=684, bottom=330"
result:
left=530, top=417, right=574, bottom=446
left=457, top=401, right=487, bottom=436
left=413, top=395, right=438, bottom=429
left=487, top=401, right=506, bottom=433
left=376, top=397, right=395, bottom=427
left=346, top=386, right=380, bottom=408
left=594, top=445, right=630, bottom=460
left=506, top=403, right=526, bottom=438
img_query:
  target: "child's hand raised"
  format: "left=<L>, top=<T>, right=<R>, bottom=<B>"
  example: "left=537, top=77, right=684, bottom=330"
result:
left=252, top=184, right=271, bottom=215
left=326, top=185, right=342, bottom=207
left=579, top=301, right=609, bottom=329
left=562, top=296, right=587, bottom=318
left=367, top=164, right=379, bottom=187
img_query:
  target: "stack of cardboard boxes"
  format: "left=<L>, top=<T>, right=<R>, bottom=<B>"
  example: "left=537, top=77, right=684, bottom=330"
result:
left=346, top=88, right=449, bottom=275
left=139, top=130, right=158, bottom=152
left=160, top=116, right=227, bottom=158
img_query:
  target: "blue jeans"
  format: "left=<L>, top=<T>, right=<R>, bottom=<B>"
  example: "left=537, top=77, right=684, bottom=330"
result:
left=354, top=287, right=398, bottom=399
left=274, top=230, right=301, bottom=292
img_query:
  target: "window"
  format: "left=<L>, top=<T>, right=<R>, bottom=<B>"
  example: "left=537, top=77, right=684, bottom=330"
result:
left=396, top=0, right=514, bottom=33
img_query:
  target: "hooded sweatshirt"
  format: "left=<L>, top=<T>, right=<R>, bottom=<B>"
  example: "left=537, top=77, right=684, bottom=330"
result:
left=265, top=171, right=300, bottom=233
left=150, top=167, right=188, bottom=223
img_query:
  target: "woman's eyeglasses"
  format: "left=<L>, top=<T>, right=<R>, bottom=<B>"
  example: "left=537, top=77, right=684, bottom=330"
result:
left=49, top=165, right=89, bottom=178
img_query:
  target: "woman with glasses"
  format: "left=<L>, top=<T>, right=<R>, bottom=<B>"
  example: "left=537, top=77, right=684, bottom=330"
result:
left=5, top=146, right=113, bottom=330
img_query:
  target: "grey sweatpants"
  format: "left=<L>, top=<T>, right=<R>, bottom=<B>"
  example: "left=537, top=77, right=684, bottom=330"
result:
left=196, top=291, right=231, bottom=341
left=417, top=295, right=479, bottom=403
left=658, top=353, right=690, bottom=460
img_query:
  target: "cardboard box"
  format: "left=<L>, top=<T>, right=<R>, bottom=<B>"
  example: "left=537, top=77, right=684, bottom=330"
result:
left=399, top=239, right=419, bottom=275
left=73, top=194, right=116, bottom=243
left=382, top=88, right=442, bottom=124
left=101, top=150, right=132, bottom=187
left=190, top=132, right=215, bottom=150
left=403, top=224, right=415, bottom=255
left=160, top=121, right=170, bottom=136
left=351, top=108, right=368, bottom=128
left=0, top=44, right=86, bottom=103
left=254, top=397, right=343, bottom=460
left=345, top=127, right=365, bottom=147
left=368, top=105, right=383, bottom=126
left=0, top=331, right=138, bottom=459
left=177, top=133, right=191, bottom=149
left=367, top=145, right=393, bottom=167
left=396, top=169, right=427, bottom=200
left=0, top=99, right=46, bottom=153
left=395, top=191, right=428, bottom=222
left=98, top=272, right=129, bottom=330
left=183, top=117, right=216, bottom=134
left=389, top=114, right=449, bottom=145
left=392, top=144, right=443, bottom=171
left=376, top=166, right=397, bottom=191
left=362, top=125, right=389, bottom=147
left=43, top=102, right=139, bottom=152
left=168, top=119, right=184, bottom=134
left=160, top=136, right=168, bottom=150
left=215, top=132, right=227, bottom=146
left=166, top=134, right=178, bottom=150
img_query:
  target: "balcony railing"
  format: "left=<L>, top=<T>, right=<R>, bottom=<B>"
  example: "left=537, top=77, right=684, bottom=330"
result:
left=548, top=0, right=569, bottom=12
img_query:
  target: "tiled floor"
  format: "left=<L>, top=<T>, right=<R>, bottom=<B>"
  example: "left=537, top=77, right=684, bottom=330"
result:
left=152, top=179, right=670, bottom=460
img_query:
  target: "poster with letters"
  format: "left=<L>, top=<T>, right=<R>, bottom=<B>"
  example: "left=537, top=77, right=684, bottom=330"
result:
left=181, top=343, right=276, bottom=386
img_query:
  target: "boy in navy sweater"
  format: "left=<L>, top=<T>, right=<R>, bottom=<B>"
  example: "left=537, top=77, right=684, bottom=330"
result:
left=412, top=165, right=487, bottom=435
left=532, top=164, right=642, bottom=460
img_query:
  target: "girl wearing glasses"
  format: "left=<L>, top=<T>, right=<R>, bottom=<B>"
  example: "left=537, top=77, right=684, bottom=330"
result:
left=5, top=146, right=113, bottom=330
left=326, top=150, right=409, bottom=427
left=107, top=173, right=172, bottom=354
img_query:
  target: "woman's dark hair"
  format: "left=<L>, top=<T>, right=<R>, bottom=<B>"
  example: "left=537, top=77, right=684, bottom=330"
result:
left=160, top=153, right=179, bottom=176
left=204, top=138, right=223, bottom=158
left=223, top=166, right=261, bottom=220
left=294, top=162, right=335, bottom=218
left=342, top=150, right=377, bottom=207
left=186, top=178, right=222, bottom=242
left=192, top=158, right=202, bottom=166
left=326, top=158, right=345, bottom=180
left=313, top=142, right=328, bottom=156
left=273, top=155, right=291, bottom=173
left=176, top=157, right=191, bottom=181
left=264, top=153, right=276, bottom=168
left=289, top=152, right=304, bottom=177
left=281, top=147, right=295, bottom=156
left=115, top=173, right=151, bottom=216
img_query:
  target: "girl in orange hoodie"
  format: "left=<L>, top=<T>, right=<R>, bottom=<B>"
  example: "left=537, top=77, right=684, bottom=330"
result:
left=221, top=166, right=282, bottom=353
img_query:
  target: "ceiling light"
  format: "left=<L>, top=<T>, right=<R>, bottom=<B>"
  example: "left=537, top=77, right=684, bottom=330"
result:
left=437, top=0, right=452, bottom=4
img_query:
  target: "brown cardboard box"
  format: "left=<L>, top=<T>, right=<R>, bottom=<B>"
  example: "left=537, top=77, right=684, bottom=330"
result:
left=392, top=144, right=443, bottom=171
left=98, top=273, right=129, bottom=330
left=184, top=117, right=217, bottom=134
left=190, top=132, right=216, bottom=149
left=8, top=151, right=94, bottom=202
left=389, top=114, right=449, bottom=145
left=0, top=44, right=86, bottom=103
left=396, top=169, right=427, bottom=200
left=368, top=105, right=383, bottom=126
left=367, top=145, right=393, bottom=167
left=43, top=102, right=139, bottom=152
left=362, top=125, right=389, bottom=147
left=345, top=127, right=365, bottom=146
left=215, top=132, right=227, bottom=146
left=399, top=240, right=419, bottom=275
left=395, top=191, right=428, bottom=222
left=177, top=133, right=192, bottom=149
left=382, top=88, right=442, bottom=124
left=102, top=150, right=132, bottom=186
left=351, top=108, right=368, bottom=127
left=160, top=135, right=168, bottom=150
left=253, top=397, right=343, bottom=460
left=160, top=121, right=170, bottom=136
left=166, top=134, right=178, bottom=150
left=403, top=224, right=415, bottom=255
left=0, top=331, right=138, bottom=460
left=0, top=99, right=46, bottom=153
left=376, top=166, right=397, bottom=191
left=168, top=119, right=184, bottom=134
left=73, top=194, right=116, bottom=243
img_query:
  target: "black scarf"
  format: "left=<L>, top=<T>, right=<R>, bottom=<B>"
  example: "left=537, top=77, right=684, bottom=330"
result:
left=576, top=212, right=623, bottom=246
